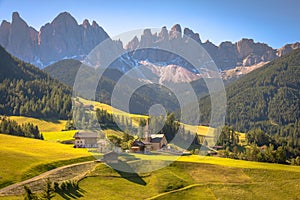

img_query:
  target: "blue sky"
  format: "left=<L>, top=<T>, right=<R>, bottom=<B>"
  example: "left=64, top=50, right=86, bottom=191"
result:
left=0, top=0, right=299, bottom=48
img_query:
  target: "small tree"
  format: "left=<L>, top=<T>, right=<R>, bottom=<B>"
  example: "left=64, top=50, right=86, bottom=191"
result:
left=24, top=185, right=38, bottom=200
left=41, top=178, right=55, bottom=200
left=53, top=182, right=59, bottom=192
left=275, top=146, right=286, bottom=164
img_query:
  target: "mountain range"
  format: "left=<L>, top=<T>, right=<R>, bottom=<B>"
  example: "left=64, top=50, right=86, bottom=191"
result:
left=0, top=12, right=109, bottom=67
left=1, top=12, right=300, bottom=82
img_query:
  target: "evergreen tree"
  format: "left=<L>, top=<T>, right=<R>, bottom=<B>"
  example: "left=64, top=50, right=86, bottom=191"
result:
left=41, top=178, right=55, bottom=200
left=23, top=186, right=38, bottom=200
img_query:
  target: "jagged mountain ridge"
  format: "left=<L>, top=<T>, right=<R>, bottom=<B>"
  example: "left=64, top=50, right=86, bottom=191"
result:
left=127, top=26, right=300, bottom=71
left=0, top=12, right=299, bottom=82
left=0, top=12, right=110, bottom=67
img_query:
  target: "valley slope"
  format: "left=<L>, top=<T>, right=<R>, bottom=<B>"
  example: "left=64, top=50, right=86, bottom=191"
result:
left=198, top=48, right=300, bottom=134
left=0, top=46, right=72, bottom=119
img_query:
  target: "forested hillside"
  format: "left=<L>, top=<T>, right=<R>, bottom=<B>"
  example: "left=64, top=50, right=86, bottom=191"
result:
left=0, top=46, right=72, bottom=119
left=198, top=49, right=300, bottom=134
left=44, top=59, right=181, bottom=114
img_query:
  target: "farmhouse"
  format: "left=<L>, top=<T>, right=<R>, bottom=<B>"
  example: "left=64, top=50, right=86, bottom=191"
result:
left=131, top=140, right=145, bottom=153
left=149, top=134, right=168, bottom=150
left=131, top=120, right=168, bottom=153
left=73, top=130, right=99, bottom=148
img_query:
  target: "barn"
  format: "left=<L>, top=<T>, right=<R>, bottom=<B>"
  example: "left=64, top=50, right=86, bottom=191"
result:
left=73, top=130, right=99, bottom=148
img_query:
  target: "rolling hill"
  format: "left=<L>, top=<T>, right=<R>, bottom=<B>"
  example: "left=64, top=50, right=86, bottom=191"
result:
left=0, top=134, right=91, bottom=189
left=1, top=152, right=300, bottom=199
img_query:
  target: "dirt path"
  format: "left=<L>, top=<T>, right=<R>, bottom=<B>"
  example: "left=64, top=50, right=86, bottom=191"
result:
left=0, top=161, right=97, bottom=196
left=146, top=184, right=202, bottom=200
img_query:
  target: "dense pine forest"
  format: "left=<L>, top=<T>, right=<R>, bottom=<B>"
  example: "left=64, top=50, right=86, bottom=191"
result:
left=0, top=46, right=72, bottom=119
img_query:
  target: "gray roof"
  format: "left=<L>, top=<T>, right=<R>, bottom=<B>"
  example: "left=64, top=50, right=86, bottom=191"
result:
left=150, top=134, right=165, bottom=143
left=132, top=140, right=145, bottom=147
left=150, top=137, right=163, bottom=143
left=73, top=130, right=99, bottom=138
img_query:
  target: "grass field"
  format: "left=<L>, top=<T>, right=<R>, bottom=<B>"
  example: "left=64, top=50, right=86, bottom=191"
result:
left=77, top=97, right=147, bottom=127
left=3, top=116, right=77, bottom=142
left=0, top=134, right=91, bottom=189
left=42, top=130, right=77, bottom=142
left=78, top=98, right=214, bottom=136
left=8, top=116, right=66, bottom=132
left=1, top=148, right=300, bottom=199
left=54, top=160, right=300, bottom=200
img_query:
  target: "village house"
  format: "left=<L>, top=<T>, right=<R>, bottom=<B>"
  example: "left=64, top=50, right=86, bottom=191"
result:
left=149, top=134, right=168, bottom=150
left=73, top=130, right=99, bottom=148
left=130, top=140, right=145, bottom=153
left=130, top=119, right=168, bottom=153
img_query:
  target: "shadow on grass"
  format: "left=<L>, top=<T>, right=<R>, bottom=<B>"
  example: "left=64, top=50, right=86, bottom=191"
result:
left=107, top=160, right=146, bottom=186
left=55, top=185, right=86, bottom=200
left=99, top=123, right=121, bottom=131
left=41, top=118, right=61, bottom=124
left=119, top=153, right=141, bottom=162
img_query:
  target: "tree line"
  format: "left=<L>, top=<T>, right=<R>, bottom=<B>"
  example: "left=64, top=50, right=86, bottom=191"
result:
left=214, top=125, right=300, bottom=165
left=0, top=116, right=43, bottom=139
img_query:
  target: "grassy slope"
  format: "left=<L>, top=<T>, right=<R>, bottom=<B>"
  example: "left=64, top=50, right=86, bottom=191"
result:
left=42, top=131, right=77, bottom=142
left=0, top=134, right=91, bottom=188
left=8, top=116, right=66, bottom=132
left=7, top=116, right=76, bottom=142
left=1, top=149, right=300, bottom=199
left=58, top=161, right=300, bottom=200
left=78, top=97, right=147, bottom=127
left=78, top=97, right=212, bottom=135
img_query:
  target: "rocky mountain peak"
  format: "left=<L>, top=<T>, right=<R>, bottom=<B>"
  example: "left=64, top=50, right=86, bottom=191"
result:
left=236, top=38, right=255, bottom=58
left=92, top=20, right=99, bottom=27
left=126, top=36, right=139, bottom=50
left=277, top=42, right=300, bottom=57
left=0, top=20, right=11, bottom=47
left=82, top=19, right=91, bottom=28
left=143, top=29, right=152, bottom=36
left=171, top=24, right=182, bottom=33
left=183, top=28, right=201, bottom=43
left=11, top=11, right=27, bottom=26
left=51, top=11, right=78, bottom=29
left=140, top=28, right=155, bottom=47
left=12, top=12, right=21, bottom=20
left=158, top=26, right=168, bottom=40
left=169, top=24, right=182, bottom=39
left=6, top=12, right=38, bottom=61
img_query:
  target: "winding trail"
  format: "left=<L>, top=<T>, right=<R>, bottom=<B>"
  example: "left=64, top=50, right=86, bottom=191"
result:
left=146, top=184, right=203, bottom=200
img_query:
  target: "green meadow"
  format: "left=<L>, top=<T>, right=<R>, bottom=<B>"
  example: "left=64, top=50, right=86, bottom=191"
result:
left=54, top=161, right=300, bottom=199
left=0, top=134, right=91, bottom=189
